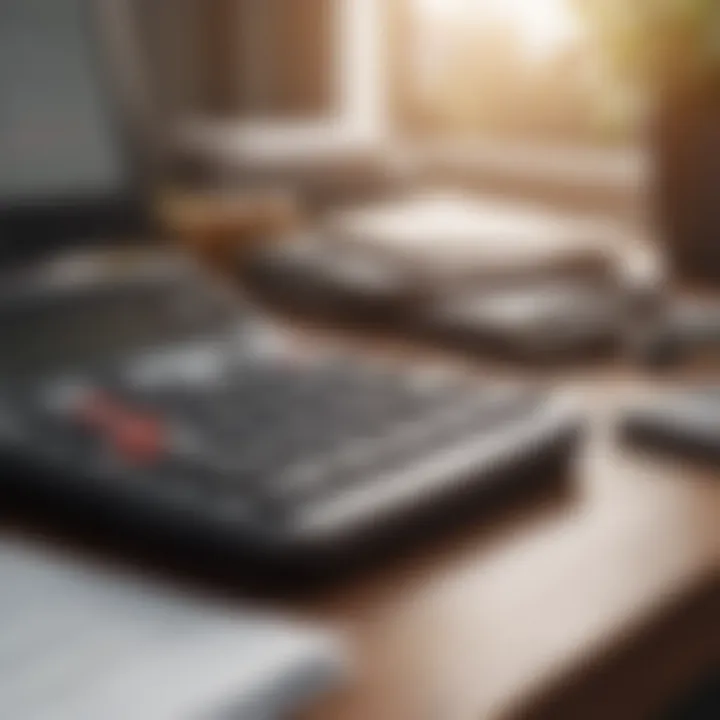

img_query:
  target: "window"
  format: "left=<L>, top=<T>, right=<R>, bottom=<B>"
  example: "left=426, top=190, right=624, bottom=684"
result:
left=404, top=0, right=638, bottom=144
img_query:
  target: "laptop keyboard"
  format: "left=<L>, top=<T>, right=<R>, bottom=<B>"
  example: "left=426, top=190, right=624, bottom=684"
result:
left=1, top=341, right=578, bottom=563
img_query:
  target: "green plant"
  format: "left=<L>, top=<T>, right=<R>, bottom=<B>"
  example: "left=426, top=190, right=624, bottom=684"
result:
left=577, top=0, right=720, bottom=91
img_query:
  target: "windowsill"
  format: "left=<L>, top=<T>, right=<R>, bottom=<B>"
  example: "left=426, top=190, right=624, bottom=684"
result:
left=410, top=136, right=648, bottom=222
left=175, top=118, right=643, bottom=184
left=416, top=137, right=646, bottom=191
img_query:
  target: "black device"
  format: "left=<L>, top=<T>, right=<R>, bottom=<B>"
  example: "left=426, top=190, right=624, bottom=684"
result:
left=243, top=239, right=629, bottom=363
left=244, top=239, right=629, bottom=363
left=0, top=0, right=581, bottom=575
left=620, top=388, right=720, bottom=463
left=0, top=256, right=579, bottom=571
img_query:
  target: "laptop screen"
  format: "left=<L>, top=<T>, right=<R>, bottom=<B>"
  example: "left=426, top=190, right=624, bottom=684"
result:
left=0, top=0, right=142, bottom=254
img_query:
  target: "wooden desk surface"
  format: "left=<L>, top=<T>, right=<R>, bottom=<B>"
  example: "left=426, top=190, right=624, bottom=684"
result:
left=263, top=330, right=719, bottom=720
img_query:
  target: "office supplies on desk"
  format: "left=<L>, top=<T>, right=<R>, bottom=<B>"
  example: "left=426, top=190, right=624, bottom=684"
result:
left=323, top=193, right=635, bottom=288
left=243, top=193, right=662, bottom=364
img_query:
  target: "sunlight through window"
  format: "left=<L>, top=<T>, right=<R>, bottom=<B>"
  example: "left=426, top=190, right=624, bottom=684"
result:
left=414, top=0, right=581, bottom=58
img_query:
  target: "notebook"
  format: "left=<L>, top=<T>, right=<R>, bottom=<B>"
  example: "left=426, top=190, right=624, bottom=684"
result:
left=0, top=535, right=344, bottom=720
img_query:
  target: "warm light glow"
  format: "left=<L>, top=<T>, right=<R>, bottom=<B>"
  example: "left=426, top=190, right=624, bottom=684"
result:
left=495, top=0, right=580, bottom=57
left=414, top=0, right=469, bottom=21
left=414, top=0, right=581, bottom=57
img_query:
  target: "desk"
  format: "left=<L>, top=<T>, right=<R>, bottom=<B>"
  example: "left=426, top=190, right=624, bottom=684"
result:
left=271, top=346, right=717, bottom=719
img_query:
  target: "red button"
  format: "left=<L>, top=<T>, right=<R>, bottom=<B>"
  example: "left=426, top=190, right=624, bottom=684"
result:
left=74, top=392, right=165, bottom=465
left=110, top=416, right=165, bottom=465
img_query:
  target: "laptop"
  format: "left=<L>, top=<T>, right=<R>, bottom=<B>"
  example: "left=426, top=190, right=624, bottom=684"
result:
left=0, top=0, right=156, bottom=265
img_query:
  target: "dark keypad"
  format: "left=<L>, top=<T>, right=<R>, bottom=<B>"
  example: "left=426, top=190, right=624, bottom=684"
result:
left=14, top=344, right=552, bottom=547
left=122, top=357, right=526, bottom=489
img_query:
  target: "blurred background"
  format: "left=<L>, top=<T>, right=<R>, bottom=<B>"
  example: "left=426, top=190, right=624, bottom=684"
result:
left=112, top=0, right=719, bottom=272
left=1, top=2, right=719, bottom=719
left=131, top=0, right=636, bottom=139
